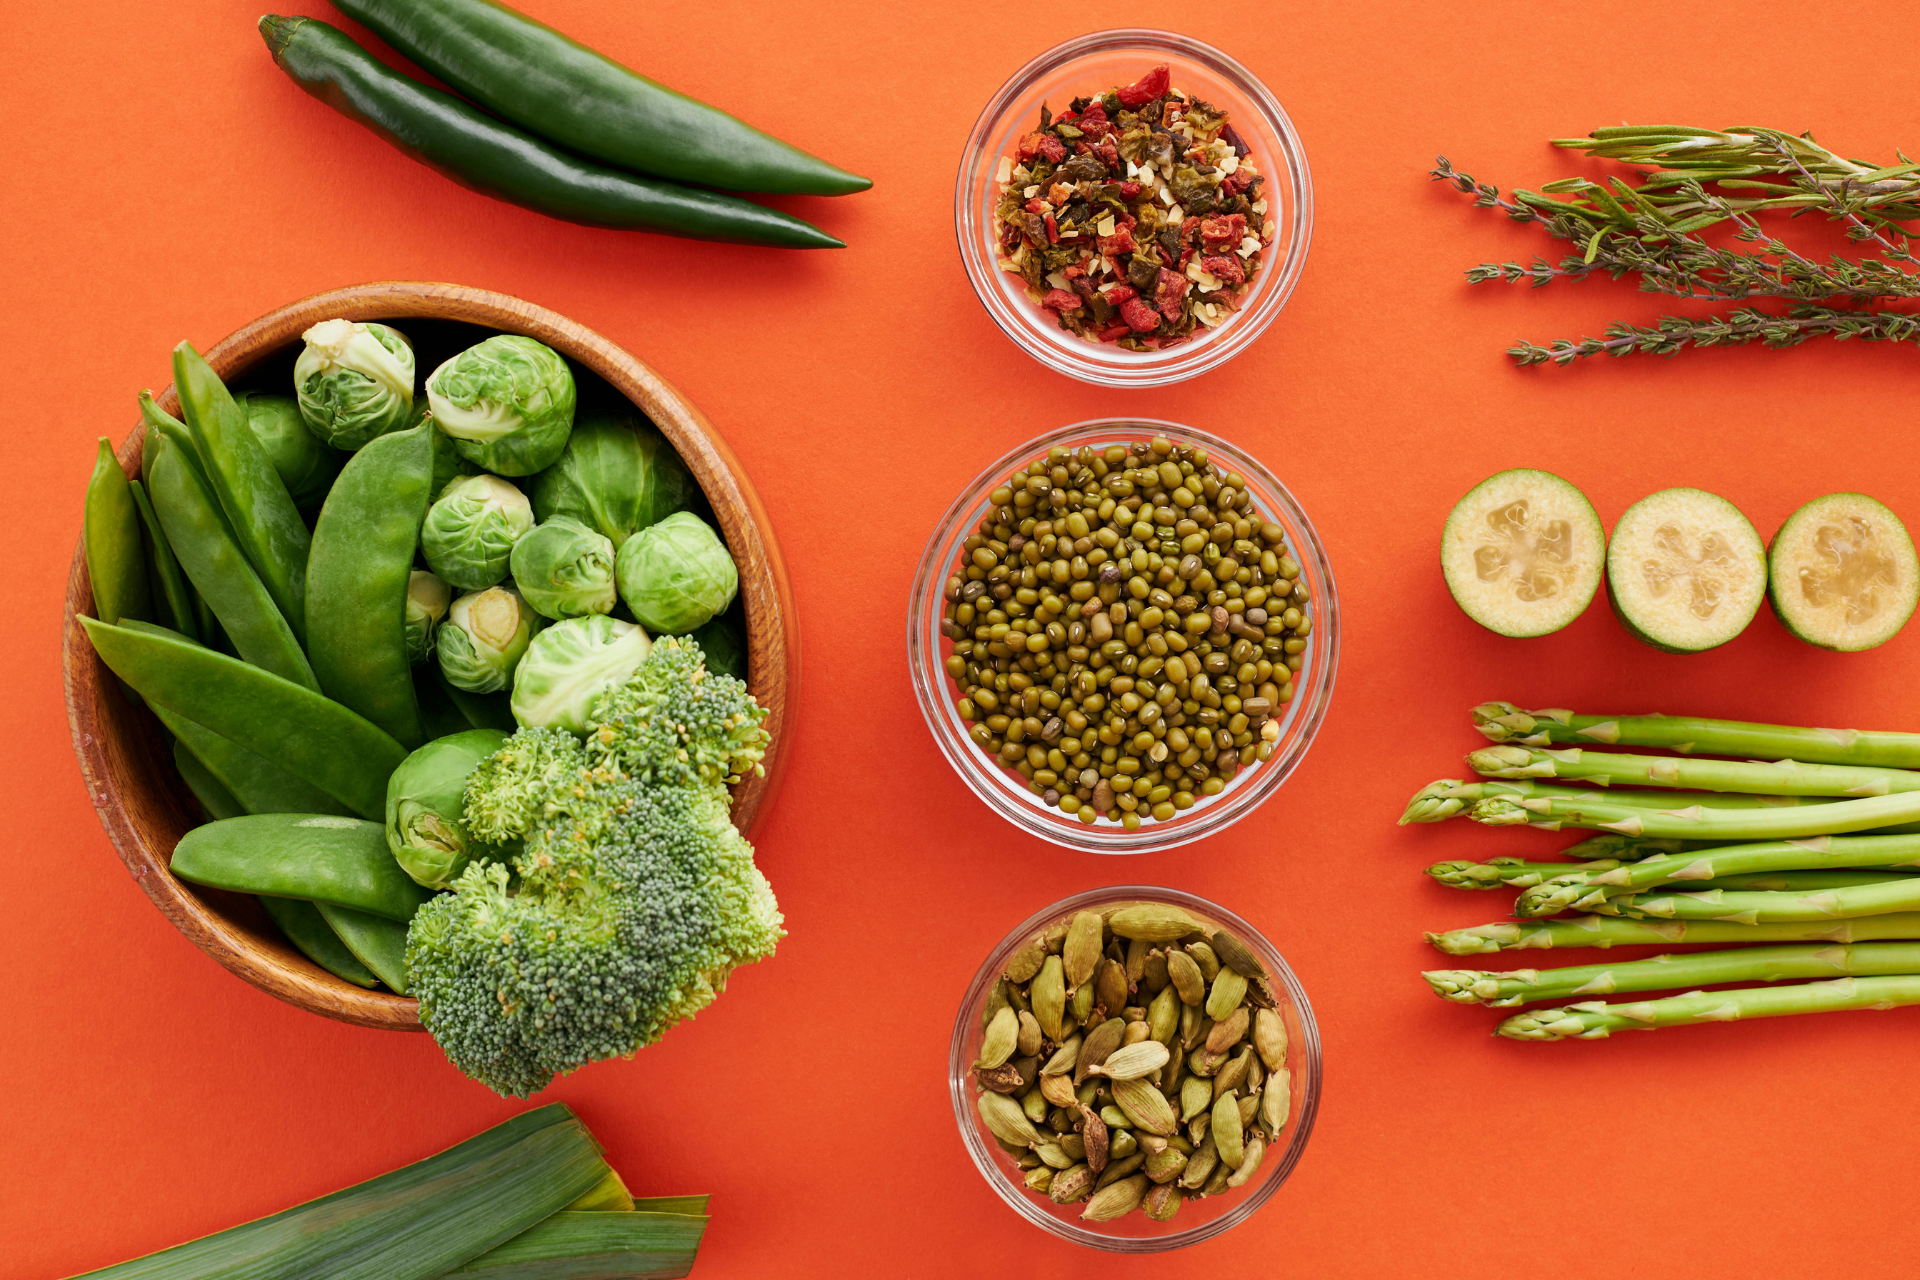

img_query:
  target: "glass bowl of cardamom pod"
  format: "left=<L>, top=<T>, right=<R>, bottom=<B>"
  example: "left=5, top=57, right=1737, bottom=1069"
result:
left=950, top=886, right=1321, bottom=1250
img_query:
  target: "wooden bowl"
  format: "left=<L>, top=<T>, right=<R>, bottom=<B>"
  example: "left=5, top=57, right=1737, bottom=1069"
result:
left=63, top=282, right=798, bottom=1031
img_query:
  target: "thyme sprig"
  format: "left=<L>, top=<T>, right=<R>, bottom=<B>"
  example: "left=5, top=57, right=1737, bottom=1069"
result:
left=1433, top=127, right=1920, bottom=365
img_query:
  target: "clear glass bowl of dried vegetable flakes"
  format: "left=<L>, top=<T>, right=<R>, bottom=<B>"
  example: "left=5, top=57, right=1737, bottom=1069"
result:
left=949, top=887, right=1321, bottom=1250
left=956, top=30, right=1313, bottom=387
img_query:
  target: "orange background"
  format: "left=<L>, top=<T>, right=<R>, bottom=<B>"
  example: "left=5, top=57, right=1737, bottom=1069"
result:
left=8, top=1, right=1920, bottom=1275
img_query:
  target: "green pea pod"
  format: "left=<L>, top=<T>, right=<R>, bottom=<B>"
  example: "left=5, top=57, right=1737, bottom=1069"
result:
left=260, top=895, right=379, bottom=988
left=79, top=617, right=405, bottom=819
left=316, top=901, right=412, bottom=992
left=173, top=341, right=312, bottom=640
left=308, top=419, right=435, bottom=747
left=149, top=436, right=318, bottom=692
left=437, top=664, right=518, bottom=731
left=171, top=814, right=430, bottom=922
left=128, top=478, right=200, bottom=642
left=172, top=740, right=244, bottom=820
left=414, top=665, right=475, bottom=740
left=150, top=701, right=353, bottom=817
left=84, top=438, right=151, bottom=627
left=139, top=390, right=199, bottom=487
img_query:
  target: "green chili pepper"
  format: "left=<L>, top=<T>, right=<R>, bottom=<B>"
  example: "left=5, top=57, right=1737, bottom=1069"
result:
left=148, top=435, right=318, bottom=691
left=307, top=418, right=435, bottom=748
left=128, top=479, right=200, bottom=642
left=333, top=0, right=871, bottom=196
left=79, top=617, right=405, bottom=819
left=150, top=701, right=353, bottom=818
left=84, top=438, right=150, bottom=627
left=172, top=740, right=245, bottom=821
left=173, top=341, right=312, bottom=640
left=316, top=901, right=412, bottom=992
left=260, top=16, right=843, bottom=249
left=171, top=814, right=431, bottom=922
left=260, top=895, right=379, bottom=988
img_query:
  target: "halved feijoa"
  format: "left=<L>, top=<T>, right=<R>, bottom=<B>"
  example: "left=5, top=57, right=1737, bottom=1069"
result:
left=1441, top=469, right=1605, bottom=637
left=1607, top=488, right=1766, bottom=653
left=1768, top=493, right=1918, bottom=652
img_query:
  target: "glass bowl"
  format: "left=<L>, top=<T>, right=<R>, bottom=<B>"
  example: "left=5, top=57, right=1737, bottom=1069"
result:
left=908, top=419, right=1339, bottom=853
left=955, top=29, right=1313, bottom=388
left=949, top=886, right=1322, bottom=1251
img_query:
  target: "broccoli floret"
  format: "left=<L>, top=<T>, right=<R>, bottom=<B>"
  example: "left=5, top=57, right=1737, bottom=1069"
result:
left=410, top=688, right=783, bottom=1097
left=584, top=636, right=770, bottom=791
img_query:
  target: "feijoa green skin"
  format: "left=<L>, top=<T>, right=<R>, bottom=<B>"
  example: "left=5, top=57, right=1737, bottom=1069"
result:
left=1768, top=493, right=1919, bottom=652
left=1607, top=488, right=1766, bottom=653
left=1441, top=469, right=1604, bottom=638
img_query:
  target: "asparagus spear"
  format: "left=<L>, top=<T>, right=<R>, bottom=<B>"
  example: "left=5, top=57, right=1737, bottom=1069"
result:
left=1473, top=701, right=1920, bottom=768
left=1426, top=912, right=1920, bottom=956
left=1402, top=778, right=1836, bottom=825
left=1515, top=833, right=1920, bottom=917
left=1426, top=941, right=1920, bottom=1007
left=1434, top=861, right=1911, bottom=896
left=1469, top=744, right=1920, bottom=797
left=1557, top=834, right=1705, bottom=860
left=1426, top=857, right=1623, bottom=889
left=1592, top=876, right=1920, bottom=923
left=1470, top=787, right=1920, bottom=839
left=1496, top=975, right=1920, bottom=1040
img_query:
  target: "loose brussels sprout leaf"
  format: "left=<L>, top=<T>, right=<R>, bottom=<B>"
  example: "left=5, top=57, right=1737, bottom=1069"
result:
left=425, top=335, right=576, bottom=476
left=405, top=570, right=452, bottom=664
left=438, top=585, right=536, bottom=693
left=510, top=615, right=651, bottom=735
left=689, top=611, right=748, bottom=681
left=421, top=474, right=534, bottom=591
left=529, top=411, right=694, bottom=546
left=615, top=511, right=739, bottom=634
left=384, top=728, right=509, bottom=889
left=236, top=391, right=341, bottom=508
left=510, top=516, right=617, bottom=620
left=293, top=319, right=415, bottom=451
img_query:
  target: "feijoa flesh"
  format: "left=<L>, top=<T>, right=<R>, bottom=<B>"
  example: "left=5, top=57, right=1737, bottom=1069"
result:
left=1607, top=488, right=1766, bottom=653
left=1768, top=493, right=1918, bottom=652
left=1442, top=469, right=1604, bottom=637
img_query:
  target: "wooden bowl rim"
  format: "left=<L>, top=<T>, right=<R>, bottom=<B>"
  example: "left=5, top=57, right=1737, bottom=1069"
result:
left=62, top=281, right=799, bottom=1031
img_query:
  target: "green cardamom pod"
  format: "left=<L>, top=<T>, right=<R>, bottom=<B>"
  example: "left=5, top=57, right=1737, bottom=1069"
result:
left=1108, top=903, right=1204, bottom=942
left=1021, top=1087, right=1049, bottom=1124
left=1158, top=1044, right=1185, bottom=1095
left=1165, top=949, right=1205, bottom=1006
left=977, top=1061, right=1024, bottom=1094
left=1245, top=1048, right=1264, bottom=1094
left=1034, top=1142, right=1075, bottom=1170
left=1016, top=1010, right=1044, bottom=1058
left=1260, top=1067, right=1291, bottom=1136
left=1238, top=1091, right=1260, bottom=1128
left=1079, top=1104, right=1109, bottom=1173
left=1147, top=983, right=1180, bottom=1045
left=1042, top=920, right=1069, bottom=954
left=1188, top=1045, right=1225, bottom=1078
left=1143, top=1182, right=1184, bottom=1222
left=1143, top=1146, right=1189, bottom=1185
left=1211, top=928, right=1267, bottom=982
left=1074, top=1017, right=1126, bottom=1085
left=1227, top=1129, right=1267, bottom=1188
left=1253, top=1007, right=1289, bottom=1072
left=1091, top=1040, right=1170, bottom=1081
left=1206, top=967, right=1249, bottom=1022
left=1099, top=1104, right=1131, bottom=1130
left=1108, top=1128, right=1138, bottom=1161
left=976, top=1005, right=1019, bottom=1069
left=1180, top=1004, right=1205, bottom=1050
left=1095, top=957, right=1130, bottom=1020
left=1039, top=1071, right=1080, bottom=1109
left=1063, top=910, right=1104, bottom=991
left=1177, top=1134, right=1218, bottom=1190
left=1059, top=1131, right=1087, bottom=1162
left=1070, top=979, right=1096, bottom=1025
left=981, top=979, right=1011, bottom=1032
left=1076, top=1078, right=1101, bottom=1109
left=1180, top=1075, right=1213, bottom=1123
left=1205, top=1006, right=1250, bottom=1055
left=1213, top=1045, right=1253, bottom=1103
left=1210, top=1092, right=1245, bottom=1170
left=1032, top=955, right=1067, bottom=1041
left=1141, top=948, right=1170, bottom=995
left=1121, top=1020, right=1152, bottom=1047
left=1185, top=940, right=1221, bottom=983
left=1111, top=1076, right=1178, bottom=1136
left=1005, top=940, right=1047, bottom=985
left=1049, top=1106, right=1078, bottom=1134
left=1201, top=1158, right=1232, bottom=1197
left=1094, top=1153, right=1146, bottom=1191
left=1048, top=1162, right=1093, bottom=1204
left=1024, top=1165, right=1055, bottom=1193
left=1040, top=1033, right=1082, bottom=1077
left=979, top=1091, right=1042, bottom=1148
left=1124, top=936, right=1150, bottom=984
left=1082, top=1172, right=1150, bottom=1222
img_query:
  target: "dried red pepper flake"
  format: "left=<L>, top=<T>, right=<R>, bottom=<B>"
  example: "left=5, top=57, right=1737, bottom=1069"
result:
left=1118, top=181, right=1143, bottom=199
left=1153, top=268, right=1190, bottom=321
left=1202, top=254, right=1246, bottom=284
left=1042, top=288, right=1084, bottom=313
left=1042, top=212, right=1060, bottom=244
left=1116, top=64, right=1170, bottom=109
left=1097, top=227, right=1136, bottom=257
left=1199, top=214, right=1248, bottom=250
left=1097, top=322, right=1135, bottom=342
left=1119, top=295, right=1162, bottom=332
left=1016, top=131, right=1067, bottom=164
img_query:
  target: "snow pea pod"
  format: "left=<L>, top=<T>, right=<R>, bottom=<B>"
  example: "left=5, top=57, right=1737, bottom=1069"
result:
left=150, top=701, right=353, bottom=818
left=171, top=814, right=430, bottom=922
left=308, top=418, right=436, bottom=747
left=316, top=901, right=412, bottom=992
left=128, top=479, right=199, bottom=642
left=84, top=438, right=150, bottom=627
left=139, top=389, right=197, bottom=486
left=79, top=617, right=404, bottom=819
left=172, top=740, right=244, bottom=821
left=260, top=895, right=379, bottom=988
left=149, top=436, right=318, bottom=691
left=173, top=342, right=311, bottom=640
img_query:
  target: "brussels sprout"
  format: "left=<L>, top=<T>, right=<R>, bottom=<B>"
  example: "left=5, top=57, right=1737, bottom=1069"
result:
left=510, top=516, right=617, bottom=620
left=689, top=611, right=747, bottom=681
left=425, top=335, right=576, bottom=476
left=293, top=319, right=416, bottom=451
left=529, top=411, right=694, bottom=546
left=438, top=585, right=537, bottom=693
left=615, top=511, right=739, bottom=634
left=510, top=615, right=651, bottom=735
left=236, top=391, right=341, bottom=507
left=421, top=475, right=534, bottom=591
left=405, top=570, right=452, bottom=663
left=384, top=728, right=509, bottom=889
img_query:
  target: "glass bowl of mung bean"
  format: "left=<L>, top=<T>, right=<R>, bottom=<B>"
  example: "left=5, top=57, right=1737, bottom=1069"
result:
left=950, top=886, right=1321, bottom=1250
left=909, top=419, right=1337, bottom=853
